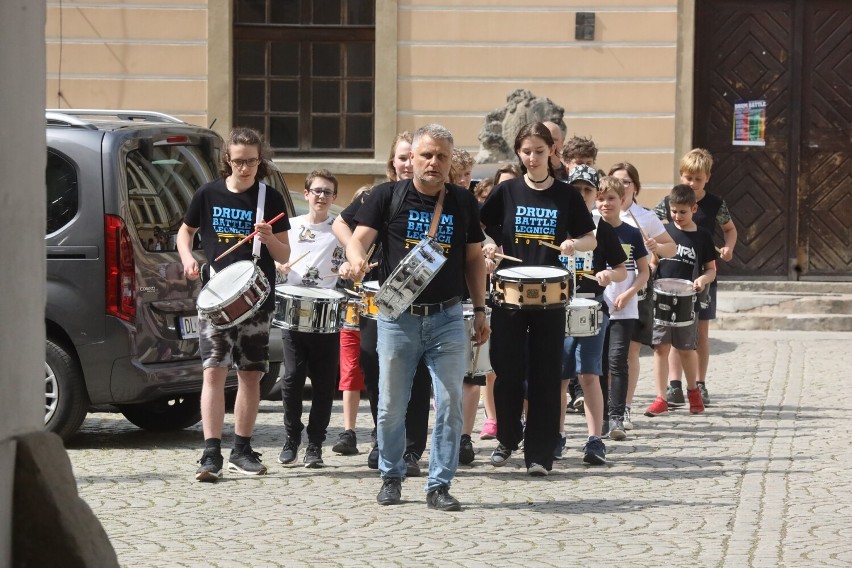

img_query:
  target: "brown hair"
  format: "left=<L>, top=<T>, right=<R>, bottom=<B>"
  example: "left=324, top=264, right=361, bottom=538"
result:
left=563, top=136, right=598, bottom=163
left=474, top=177, right=494, bottom=200
left=304, top=169, right=338, bottom=195
left=607, top=162, right=642, bottom=200
left=220, top=127, right=271, bottom=180
left=449, top=148, right=474, bottom=185
left=597, top=176, right=625, bottom=199
left=669, top=184, right=697, bottom=207
left=494, top=163, right=522, bottom=183
left=514, top=122, right=556, bottom=177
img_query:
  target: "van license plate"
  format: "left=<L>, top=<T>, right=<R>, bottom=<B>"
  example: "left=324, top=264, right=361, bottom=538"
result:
left=179, top=316, right=200, bottom=339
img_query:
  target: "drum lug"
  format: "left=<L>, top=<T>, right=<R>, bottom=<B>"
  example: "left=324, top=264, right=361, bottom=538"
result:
left=518, top=283, right=524, bottom=292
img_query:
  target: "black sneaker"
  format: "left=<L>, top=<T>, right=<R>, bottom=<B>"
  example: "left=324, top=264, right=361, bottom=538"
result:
left=277, top=439, right=299, bottom=465
left=553, top=434, right=567, bottom=460
left=582, top=436, right=607, bottom=466
left=228, top=447, right=268, bottom=476
left=666, top=384, right=686, bottom=406
left=697, top=382, right=710, bottom=406
left=332, top=429, right=359, bottom=455
left=404, top=451, right=421, bottom=477
left=367, top=444, right=379, bottom=469
left=609, top=417, right=627, bottom=441
left=376, top=477, right=402, bottom=505
left=304, top=443, right=324, bottom=468
left=195, top=448, right=223, bottom=482
left=459, top=434, right=475, bottom=465
left=573, top=384, right=586, bottom=413
left=426, top=486, right=461, bottom=511
left=490, top=443, right=512, bottom=466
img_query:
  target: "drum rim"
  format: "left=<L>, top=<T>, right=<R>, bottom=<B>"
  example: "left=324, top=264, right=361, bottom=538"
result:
left=653, top=278, right=695, bottom=296
left=494, top=265, right=571, bottom=282
left=274, top=284, right=346, bottom=300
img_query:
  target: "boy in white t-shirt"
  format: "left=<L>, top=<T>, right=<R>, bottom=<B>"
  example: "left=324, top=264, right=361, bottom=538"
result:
left=275, top=170, right=345, bottom=469
left=596, top=177, right=649, bottom=440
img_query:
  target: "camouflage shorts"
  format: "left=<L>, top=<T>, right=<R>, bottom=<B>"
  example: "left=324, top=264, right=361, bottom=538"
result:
left=199, top=304, right=273, bottom=372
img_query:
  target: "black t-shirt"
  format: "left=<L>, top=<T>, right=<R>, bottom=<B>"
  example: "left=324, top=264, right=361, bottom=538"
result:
left=564, top=218, right=628, bottom=297
left=656, top=224, right=717, bottom=282
left=657, top=192, right=724, bottom=235
left=354, top=180, right=485, bottom=304
left=479, top=177, right=596, bottom=268
left=184, top=178, right=289, bottom=308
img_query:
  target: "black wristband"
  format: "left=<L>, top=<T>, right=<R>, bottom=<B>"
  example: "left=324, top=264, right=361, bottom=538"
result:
left=473, top=306, right=486, bottom=313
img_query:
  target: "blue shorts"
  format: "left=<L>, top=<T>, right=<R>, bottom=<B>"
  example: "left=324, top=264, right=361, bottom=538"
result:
left=562, top=309, right=609, bottom=378
left=698, top=283, right=717, bottom=321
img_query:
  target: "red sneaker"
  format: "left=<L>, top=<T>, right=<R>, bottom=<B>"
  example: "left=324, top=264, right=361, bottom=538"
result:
left=688, top=388, right=705, bottom=414
left=644, top=396, right=669, bottom=417
left=480, top=418, right=497, bottom=440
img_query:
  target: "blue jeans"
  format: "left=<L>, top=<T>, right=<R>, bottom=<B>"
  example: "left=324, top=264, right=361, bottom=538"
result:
left=377, top=303, right=466, bottom=492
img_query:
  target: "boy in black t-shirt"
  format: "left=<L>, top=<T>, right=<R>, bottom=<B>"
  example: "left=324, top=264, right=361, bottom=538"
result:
left=644, top=185, right=716, bottom=418
left=178, top=127, right=290, bottom=482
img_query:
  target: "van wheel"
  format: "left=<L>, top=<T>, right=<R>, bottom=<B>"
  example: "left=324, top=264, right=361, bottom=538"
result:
left=45, top=339, right=90, bottom=441
left=119, top=395, right=201, bottom=431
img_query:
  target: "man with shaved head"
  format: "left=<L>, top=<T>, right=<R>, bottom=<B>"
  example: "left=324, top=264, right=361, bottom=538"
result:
left=543, top=121, right=570, bottom=181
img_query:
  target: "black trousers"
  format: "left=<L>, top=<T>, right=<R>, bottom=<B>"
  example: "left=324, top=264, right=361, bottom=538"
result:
left=491, top=306, right=565, bottom=470
left=359, top=316, right=431, bottom=457
left=281, top=329, right=339, bottom=445
left=606, top=318, right=635, bottom=418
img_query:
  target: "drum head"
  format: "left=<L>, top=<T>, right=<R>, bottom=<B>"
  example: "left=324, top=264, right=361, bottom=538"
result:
left=495, top=266, right=570, bottom=281
left=197, top=261, right=255, bottom=309
left=275, top=284, right=345, bottom=300
left=361, top=280, right=380, bottom=292
left=568, top=298, right=600, bottom=308
left=654, top=278, right=694, bottom=295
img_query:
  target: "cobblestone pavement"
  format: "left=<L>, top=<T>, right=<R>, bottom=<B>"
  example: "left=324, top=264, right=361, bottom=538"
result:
left=66, top=330, right=852, bottom=568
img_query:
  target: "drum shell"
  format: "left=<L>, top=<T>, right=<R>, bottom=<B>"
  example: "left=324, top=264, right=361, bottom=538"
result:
left=565, top=298, right=602, bottom=337
left=342, top=300, right=361, bottom=329
left=377, top=237, right=447, bottom=319
left=652, top=278, right=696, bottom=327
left=197, top=261, right=270, bottom=330
left=463, top=304, right=492, bottom=377
left=492, top=266, right=572, bottom=310
left=358, top=281, right=380, bottom=319
left=272, top=286, right=346, bottom=333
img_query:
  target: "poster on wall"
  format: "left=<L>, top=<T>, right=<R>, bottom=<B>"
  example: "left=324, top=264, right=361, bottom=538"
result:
left=732, top=100, right=766, bottom=146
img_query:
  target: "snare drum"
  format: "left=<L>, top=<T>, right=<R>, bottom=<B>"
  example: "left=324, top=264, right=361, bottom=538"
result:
left=492, top=266, right=572, bottom=309
left=273, top=285, right=346, bottom=333
left=565, top=298, right=602, bottom=337
left=652, top=278, right=696, bottom=327
left=463, top=304, right=493, bottom=378
left=197, top=260, right=270, bottom=330
left=358, top=280, right=380, bottom=319
left=342, top=300, right=360, bottom=329
left=376, top=237, right=447, bottom=319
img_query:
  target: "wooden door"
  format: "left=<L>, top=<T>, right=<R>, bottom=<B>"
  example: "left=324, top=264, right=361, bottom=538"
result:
left=693, top=0, right=852, bottom=280
left=797, top=4, right=852, bottom=278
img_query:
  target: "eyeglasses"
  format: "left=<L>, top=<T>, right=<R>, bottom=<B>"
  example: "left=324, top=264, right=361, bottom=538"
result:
left=617, top=179, right=634, bottom=186
left=308, top=188, right=335, bottom=198
left=229, top=158, right=261, bottom=169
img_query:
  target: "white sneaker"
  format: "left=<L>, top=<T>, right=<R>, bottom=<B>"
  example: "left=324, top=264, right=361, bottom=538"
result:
left=623, top=406, right=634, bottom=430
left=527, top=463, right=548, bottom=477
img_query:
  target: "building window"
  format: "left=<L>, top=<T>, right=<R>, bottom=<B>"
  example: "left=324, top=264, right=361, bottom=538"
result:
left=234, top=0, right=375, bottom=156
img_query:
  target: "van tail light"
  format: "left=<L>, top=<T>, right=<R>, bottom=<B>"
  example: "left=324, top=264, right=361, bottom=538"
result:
left=105, top=215, right=136, bottom=321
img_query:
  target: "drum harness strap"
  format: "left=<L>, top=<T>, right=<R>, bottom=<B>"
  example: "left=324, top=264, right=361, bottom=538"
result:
left=203, top=182, right=267, bottom=283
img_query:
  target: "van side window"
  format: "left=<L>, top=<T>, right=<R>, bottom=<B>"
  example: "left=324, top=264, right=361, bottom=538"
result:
left=126, top=144, right=216, bottom=251
left=46, top=151, right=80, bottom=235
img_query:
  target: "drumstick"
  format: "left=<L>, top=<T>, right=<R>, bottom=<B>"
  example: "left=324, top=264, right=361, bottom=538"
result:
left=494, top=252, right=523, bottom=263
left=580, top=273, right=599, bottom=281
left=626, top=210, right=649, bottom=240
left=288, top=250, right=310, bottom=267
left=538, top=240, right=564, bottom=252
left=368, top=261, right=380, bottom=268
left=344, top=288, right=360, bottom=296
left=213, top=212, right=286, bottom=261
left=715, top=246, right=723, bottom=254
left=472, top=344, right=481, bottom=374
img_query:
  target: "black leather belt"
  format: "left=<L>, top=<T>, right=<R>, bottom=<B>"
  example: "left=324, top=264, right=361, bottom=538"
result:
left=408, top=296, right=461, bottom=316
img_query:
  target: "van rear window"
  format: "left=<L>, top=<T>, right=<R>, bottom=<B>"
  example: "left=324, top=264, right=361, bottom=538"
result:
left=126, top=144, right=217, bottom=251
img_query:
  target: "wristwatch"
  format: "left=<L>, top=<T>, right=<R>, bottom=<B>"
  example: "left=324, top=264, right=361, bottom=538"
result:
left=473, top=306, right=487, bottom=313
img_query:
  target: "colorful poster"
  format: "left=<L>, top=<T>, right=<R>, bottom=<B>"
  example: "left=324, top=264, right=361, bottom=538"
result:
left=733, top=100, right=766, bottom=146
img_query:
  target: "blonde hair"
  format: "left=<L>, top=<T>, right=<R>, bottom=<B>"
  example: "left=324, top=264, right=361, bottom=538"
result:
left=680, top=148, right=713, bottom=176
left=351, top=184, right=371, bottom=204
left=597, top=176, right=625, bottom=199
left=386, top=131, right=413, bottom=181
left=449, top=148, right=474, bottom=184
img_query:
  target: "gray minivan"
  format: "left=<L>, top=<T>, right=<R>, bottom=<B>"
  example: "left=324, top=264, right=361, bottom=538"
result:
left=45, top=110, right=293, bottom=440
